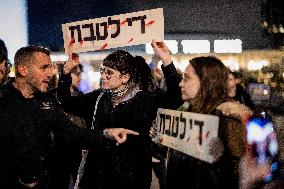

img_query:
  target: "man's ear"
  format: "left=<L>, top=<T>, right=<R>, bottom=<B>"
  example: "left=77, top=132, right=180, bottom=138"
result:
left=17, top=65, right=28, bottom=77
left=122, top=74, right=130, bottom=84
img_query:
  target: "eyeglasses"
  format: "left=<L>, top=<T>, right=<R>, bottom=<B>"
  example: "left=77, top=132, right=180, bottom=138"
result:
left=100, top=67, right=121, bottom=80
left=100, top=67, right=114, bottom=75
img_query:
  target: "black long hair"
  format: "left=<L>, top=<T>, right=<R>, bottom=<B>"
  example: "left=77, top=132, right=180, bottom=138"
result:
left=132, top=56, right=154, bottom=92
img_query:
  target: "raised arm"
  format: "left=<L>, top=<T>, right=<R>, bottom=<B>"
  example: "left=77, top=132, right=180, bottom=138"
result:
left=151, top=39, right=172, bottom=66
left=151, top=39, right=183, bottom=109
left=57, top=53, right=99, bottom=118
left=57, top=52, right=80, bottom=101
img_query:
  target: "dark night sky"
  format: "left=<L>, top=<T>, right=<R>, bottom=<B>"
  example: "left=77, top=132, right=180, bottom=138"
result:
left=27, top=0, right=273, bottom=52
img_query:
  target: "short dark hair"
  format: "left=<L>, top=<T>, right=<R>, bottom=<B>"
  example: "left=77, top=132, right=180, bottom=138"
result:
left=228, top=70, right=239, bottom=79
left=71, top=64, right=83, bottom=75
left=103, top=50, right=134, bottom=75
left=14, top=45, right=51, bottom=67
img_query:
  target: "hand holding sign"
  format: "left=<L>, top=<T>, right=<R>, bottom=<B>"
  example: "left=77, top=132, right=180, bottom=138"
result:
left=209, top=137, right=224, bottom=162
left=151, top=39, right=172, bottom=66
left=63, top=52, right=80, bottom=74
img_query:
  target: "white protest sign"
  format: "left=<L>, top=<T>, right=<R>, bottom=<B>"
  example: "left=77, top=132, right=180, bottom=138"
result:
left=62, top=8, right=164, bottom=53
left=153, top=108, right=219, bottom=163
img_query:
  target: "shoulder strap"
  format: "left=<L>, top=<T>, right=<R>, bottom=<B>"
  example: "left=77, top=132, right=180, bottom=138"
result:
left=91, top=91, right=104, bottom=130
left=73, top=91, right=104, bottom=189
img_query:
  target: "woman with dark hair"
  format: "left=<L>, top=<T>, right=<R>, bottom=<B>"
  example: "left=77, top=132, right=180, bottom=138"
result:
left=227, top=71, right=255, bottom=110
left=0, top=38, right=12, bottom=86
left=131, top=55, right=155, bottom=92
left=57, top=40, right=183, bottom=189
left=166, top=56, right=252, bottom=189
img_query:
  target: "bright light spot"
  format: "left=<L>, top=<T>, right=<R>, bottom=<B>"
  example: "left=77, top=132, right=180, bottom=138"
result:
left=79, top=64, right=101, bottom=93
left=214, top=39, right=242, bottom=53
left=269, top=139, right=278, bottom=156
left=263, top=89, right=269, bottom=95
left=223, top=59, right=240, bottom=71
left=247, top=60, right=269, bottom=71
left=173, top=60, right=189, bottom=72
left=247, top=122, right=273, bottom=143
left=50, top=54, right=68, bottom=62
left=87, top=70, right=101, bottom=90
left=146, top=40, right=178, bottom=54
left=181, top=40, right=210, bottom=54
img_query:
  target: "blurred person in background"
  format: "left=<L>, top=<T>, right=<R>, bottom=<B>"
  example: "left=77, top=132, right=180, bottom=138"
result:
left=149, top=54, right=167, bottom=92
left=0, top=38, right=12, bottom=87
left=227, top=70, right=255, bottom=110
left=166, top=56, right=253, bottom=189
left=70, top=64, right=84, bottom=96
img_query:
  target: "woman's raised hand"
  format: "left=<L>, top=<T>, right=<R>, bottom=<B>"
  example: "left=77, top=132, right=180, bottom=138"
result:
left=151, top=39, right=172, bottom=66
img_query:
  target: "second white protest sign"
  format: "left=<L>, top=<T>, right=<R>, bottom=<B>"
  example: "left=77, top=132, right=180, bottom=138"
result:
left=153, top=108, right=219, bottom=163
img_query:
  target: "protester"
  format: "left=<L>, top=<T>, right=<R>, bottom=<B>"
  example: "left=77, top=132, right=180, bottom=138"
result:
left=0, top=38, right=12, bottom=86
left=57, top=39, right=183, bottom=189
left=0, top=45, right=138, bottom=189
left=165, top=56, right=253, bottom=189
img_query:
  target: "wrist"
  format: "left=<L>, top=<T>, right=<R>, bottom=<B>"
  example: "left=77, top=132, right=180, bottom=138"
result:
left=63, top=64, right=71, bottom=74
left=162, top=58, right=172, bottom=66
left=161, top=55, right=172, bottom=66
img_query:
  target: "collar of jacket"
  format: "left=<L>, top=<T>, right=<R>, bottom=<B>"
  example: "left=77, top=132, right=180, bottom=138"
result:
left=2, top=82, right=45, bottom=101
left=216, top=100, right=253, bottom=122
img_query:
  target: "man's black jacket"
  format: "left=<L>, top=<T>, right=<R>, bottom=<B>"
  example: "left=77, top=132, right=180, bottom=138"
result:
left=0, top=83, right=107, bottom=189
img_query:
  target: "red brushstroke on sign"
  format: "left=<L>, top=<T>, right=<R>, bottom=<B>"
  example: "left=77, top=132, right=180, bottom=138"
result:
left=80, top=40, right=84, bottom=46
left=120, top=19, right=127, bottom=25
left=146, top=20, right=155, bottom=26
left=68, top=37, right=75, bottom=48
left=100, top=43, right=108, bottom=50
left=205, top=131, right=210, bottom=139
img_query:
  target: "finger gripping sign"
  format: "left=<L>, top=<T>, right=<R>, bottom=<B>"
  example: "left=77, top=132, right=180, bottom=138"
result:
left=153, top=108, right=219, bottom=163
left=62, top=8, right=164, bottom=53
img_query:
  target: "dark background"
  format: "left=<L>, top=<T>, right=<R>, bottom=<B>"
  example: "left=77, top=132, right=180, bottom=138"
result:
left=27, top=0, right=281, bottom=52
